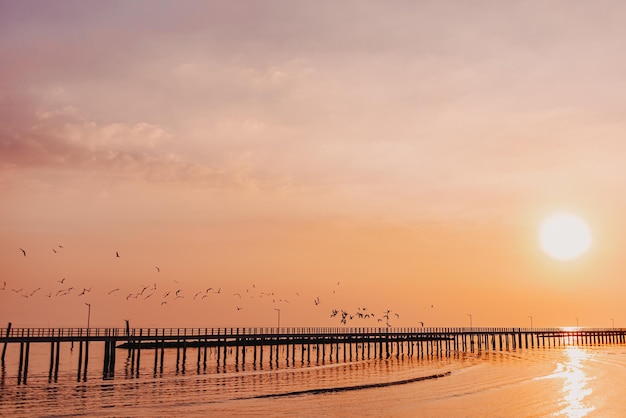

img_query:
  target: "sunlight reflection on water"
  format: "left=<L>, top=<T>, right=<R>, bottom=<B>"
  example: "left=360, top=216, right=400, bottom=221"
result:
left=555, top=346, right=595, bottom=418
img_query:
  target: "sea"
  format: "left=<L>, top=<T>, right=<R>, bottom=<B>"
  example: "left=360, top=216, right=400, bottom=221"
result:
left=1, top=340, right=626, bottom=417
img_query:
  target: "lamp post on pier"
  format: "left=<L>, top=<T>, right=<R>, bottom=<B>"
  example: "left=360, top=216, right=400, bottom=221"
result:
left=575, top=317, right=579, bottom=327
left=467, top=313, right=472, bottom=328
left=528, top=315, right=533, bottom=329
left=611, top=318, right=615, bottom=329
left=274, top=308, right=280, bottom=332
left=85, top=303, right=91, bottom=332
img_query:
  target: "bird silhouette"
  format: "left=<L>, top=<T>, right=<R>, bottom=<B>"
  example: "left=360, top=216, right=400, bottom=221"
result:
left=116, top=251, right=120, bottom=258
left=155, top=266, right=160, bottom=272
left=19, top=248, right=26, bottom=257
left=108, top=288, right=119, bottom=295
left=1, top=281, right=5, bottom=290
left=57, top=278, right=66, bottom=284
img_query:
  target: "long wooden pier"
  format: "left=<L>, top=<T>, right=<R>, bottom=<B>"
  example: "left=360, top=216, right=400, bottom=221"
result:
left=2, top=326, right=625, bottom=384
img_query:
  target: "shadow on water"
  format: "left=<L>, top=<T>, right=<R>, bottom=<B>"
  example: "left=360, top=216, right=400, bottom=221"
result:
left=246, top=370, right=452, bottom=399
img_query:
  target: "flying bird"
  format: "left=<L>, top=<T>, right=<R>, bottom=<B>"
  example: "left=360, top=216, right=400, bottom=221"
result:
left=57, top=278, right=66, bottom=284
left=108, top=288, right=119, bottom=295
left=116, top=251, right=120, bottom=258
left=155, top=266, right=160, bottom=272
left=19, top=248, right=26, bottom=257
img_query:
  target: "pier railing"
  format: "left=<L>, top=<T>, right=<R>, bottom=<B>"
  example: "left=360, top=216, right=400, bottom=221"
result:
left=2, top=326, right=625, bottom=340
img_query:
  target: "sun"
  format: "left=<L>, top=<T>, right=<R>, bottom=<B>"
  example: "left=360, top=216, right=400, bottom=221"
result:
left=539, top=213, right=592, bottom=261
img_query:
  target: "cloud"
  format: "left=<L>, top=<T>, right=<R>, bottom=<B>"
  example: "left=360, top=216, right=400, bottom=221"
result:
left=0, top=105, right=265, bottom=189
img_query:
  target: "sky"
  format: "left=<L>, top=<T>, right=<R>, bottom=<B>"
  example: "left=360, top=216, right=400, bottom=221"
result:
left=2, top=1, right=626, bottom=329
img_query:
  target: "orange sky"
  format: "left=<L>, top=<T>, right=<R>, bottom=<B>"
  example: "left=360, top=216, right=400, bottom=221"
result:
left=2, top=1, right=626, bottom=329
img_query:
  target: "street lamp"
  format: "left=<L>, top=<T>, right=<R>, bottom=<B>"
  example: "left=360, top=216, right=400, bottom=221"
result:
left=528, top=315, right=533, bottom=329
left=611, top=318, right=615, bottom=329
left=575, top=317, right=579, bottom=327
left=274, top=308, right=280, bottom=331
left=85, top=303, right=91, bottom=330
left=467, top=313, right=472, bottom=328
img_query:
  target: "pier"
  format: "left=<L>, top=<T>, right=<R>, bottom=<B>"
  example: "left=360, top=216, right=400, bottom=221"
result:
left=2, top=325, right=625, bottom=384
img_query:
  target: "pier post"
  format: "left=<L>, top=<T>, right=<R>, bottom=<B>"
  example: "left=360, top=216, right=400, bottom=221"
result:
left=103, top=339, right=110, bottom=378
left=1, top=322, right=11, bottom=364
left=182, top=338, right=187, bottom=373
left=154, top=338, right=159, bottom=376
left=253, top=343, right=258, bottom=366
left=214, top=338, right=219, bottom=371
left=235, top=339, right=240, bottom=369
left=84, top=335, right=90, bottom=381
left=130, top=337, right=136, bottom=375
left=54, top=340, right=61, bottom=381
left=135, top=330, right=141, bottom=377
left=159, top=337, right=165, bottom=373
left=77, top=340, right=84, bottom=381
left=197, top=340, right=202, bottom=372
left=48, top=341, right=55, bottom=381
left=222, top=339, right=227, bottom=370
left=203, top=338, right=208, bottom=370
left=17, top=341, right=24, bottom=384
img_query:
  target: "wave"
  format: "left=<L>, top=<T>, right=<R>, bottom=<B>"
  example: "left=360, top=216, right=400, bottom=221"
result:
left=246, top=371, right=452, bottom=399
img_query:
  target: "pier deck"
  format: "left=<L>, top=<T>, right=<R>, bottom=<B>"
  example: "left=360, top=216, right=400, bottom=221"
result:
left=2, top=326, right=625, bottom=384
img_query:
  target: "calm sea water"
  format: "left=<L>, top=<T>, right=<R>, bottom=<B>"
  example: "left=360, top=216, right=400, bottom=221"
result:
left=1, top=341, right=626, bottom=417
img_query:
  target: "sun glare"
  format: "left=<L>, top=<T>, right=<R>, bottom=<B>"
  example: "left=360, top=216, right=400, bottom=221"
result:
left=539, top=213, right=592, bottom=261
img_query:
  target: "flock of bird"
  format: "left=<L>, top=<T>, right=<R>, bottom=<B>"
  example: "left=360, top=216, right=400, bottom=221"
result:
left=6, top=246, right=406, bottom=326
